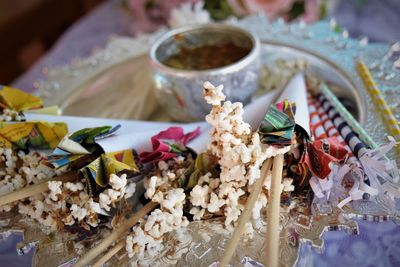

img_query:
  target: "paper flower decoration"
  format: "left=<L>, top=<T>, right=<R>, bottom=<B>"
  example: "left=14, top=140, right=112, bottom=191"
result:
left=0, top=121, right=67, bottom=149
left=139, top=126, right=201, bottom=163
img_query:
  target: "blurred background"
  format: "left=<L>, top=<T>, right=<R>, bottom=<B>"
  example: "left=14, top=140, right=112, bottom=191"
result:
left=1, top=0, right=400, bottom=88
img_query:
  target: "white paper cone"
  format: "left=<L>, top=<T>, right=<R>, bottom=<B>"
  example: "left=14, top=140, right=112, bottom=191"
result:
left=25, top=113, right=207, bottom=135
left=276, top=73, right=310, bottom=136
left=243, top=90, right=281, bottom=130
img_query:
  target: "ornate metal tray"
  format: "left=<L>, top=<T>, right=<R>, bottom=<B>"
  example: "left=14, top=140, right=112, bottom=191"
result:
left=2, top=15, right=399, bottom=267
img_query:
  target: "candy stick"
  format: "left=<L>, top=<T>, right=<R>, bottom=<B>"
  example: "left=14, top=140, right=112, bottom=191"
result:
left=220, top=158, right=273, bottom=267
left=265, top=153, right=285, bottom=267
left=92, top=240, right=125, bottom=267
left=318, top=94, right=368, bottom=158
left=74, top=201, right=158, bottom=267
left=356, top=60, right=400, bottom=149
left=0, top=172, right=77, bottom=207
left=315, top=98, right=355, bottom=158
left=307, top=92, right=328, bottom=140
left=319, top=83, right=378, bottom=149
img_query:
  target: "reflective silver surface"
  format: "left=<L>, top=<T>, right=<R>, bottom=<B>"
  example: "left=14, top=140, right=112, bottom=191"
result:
left=149, top=23, right=261, bottom=122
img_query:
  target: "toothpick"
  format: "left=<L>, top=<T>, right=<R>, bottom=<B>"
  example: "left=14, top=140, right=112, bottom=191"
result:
left=0, top=172, right=77, bottom=207
left=74, top=201, right=158, bottom=267
left=220, top=158, right=273, bottom=267
left=92, top=240, right=125, bottom=267
left=265, top=153, right=284, bottom=267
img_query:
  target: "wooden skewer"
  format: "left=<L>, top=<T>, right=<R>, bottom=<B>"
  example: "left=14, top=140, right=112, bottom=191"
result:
left=220, top=158, right=273, bottom=267
left=74, top=201, right=158, bottom=267
left=92, top=240, right=125, bottom=267
left=0, top=172, right=77, bottom=207
left=265, top=154, right=284, bottom=267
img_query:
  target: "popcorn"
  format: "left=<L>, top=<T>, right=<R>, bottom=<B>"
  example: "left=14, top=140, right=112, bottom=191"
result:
left=160, top=188, right=185, bottom=210
left=252, top=194, right=268, bottom=220
left=14, top=172, right=134, bottom=233
left=0, top=150, right=58, bottom=212
left=65, top=182, right=84, bottom=192
left=190, top=185, right=210, bottom=208
left=0, top=108, right=23, bottom=122
left=99, top=192, right=112, bottom=211
left=145, top=176, right=158, bottom=199
left=70, top=204, right=88, bottom=221
left=203, top=82, right=226, bottom=105
left=282, top=178, right=295, bottom=192
left=48, top=181, right=62, bottom=201
left=225, top=206, right=241, bottom=226
left=109, top=173, right=127, bottom=190
left=126, top=159, right=191, bottom=261
left=188, top=82, right=274, bottom=229
left=124, top=182, right=136, bottom=199
left=207, top=192, right=225, bottom=213
left=189, top=207, right=205, bottom=220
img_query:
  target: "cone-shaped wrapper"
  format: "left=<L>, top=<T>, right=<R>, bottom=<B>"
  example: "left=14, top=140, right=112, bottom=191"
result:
left=276, top=73, right=310, bottom=137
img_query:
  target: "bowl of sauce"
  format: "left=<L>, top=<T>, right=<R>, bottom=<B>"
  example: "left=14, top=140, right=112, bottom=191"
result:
left=149, top=23, right=261, bottom=122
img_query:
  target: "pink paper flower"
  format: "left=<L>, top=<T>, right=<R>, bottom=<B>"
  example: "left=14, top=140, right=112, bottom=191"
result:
left=228, top=0, right=323, bottom=22
left=128, top=0, right=199, bottom=33
left=229, top=0, right=296, bottom=20
left=139, top=126, right=201, bottom=163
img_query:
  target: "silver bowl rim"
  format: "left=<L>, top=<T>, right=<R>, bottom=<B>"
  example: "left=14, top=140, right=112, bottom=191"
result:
left=149, top=23, right=260, bottom=77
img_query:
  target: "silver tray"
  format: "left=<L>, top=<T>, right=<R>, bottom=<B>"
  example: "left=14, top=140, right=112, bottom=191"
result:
left=20, top=15, right=400, bottom=267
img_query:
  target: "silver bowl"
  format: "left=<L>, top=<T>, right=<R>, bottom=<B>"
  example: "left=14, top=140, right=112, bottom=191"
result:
left=149, top=23, right=261, bottom=122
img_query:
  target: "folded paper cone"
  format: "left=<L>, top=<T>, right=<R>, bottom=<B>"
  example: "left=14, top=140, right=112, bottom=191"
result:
left=243, top=90, right=281, bottom=130
left=276, top=73, right=311, bottom=136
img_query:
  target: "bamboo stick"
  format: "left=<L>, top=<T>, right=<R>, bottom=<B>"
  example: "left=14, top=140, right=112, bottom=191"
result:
left=74, top=201, right=158, bottom=267
left=265, top=154, right=284, bottom=267
left=220, top=158, right=273, bottom=267
left=0, top=172, right=77, bottom=207
left=92, top=240, right=125, bottom=267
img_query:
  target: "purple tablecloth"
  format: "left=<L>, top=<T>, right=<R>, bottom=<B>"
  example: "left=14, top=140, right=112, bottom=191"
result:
left=5, top=0, right=400, bottom=266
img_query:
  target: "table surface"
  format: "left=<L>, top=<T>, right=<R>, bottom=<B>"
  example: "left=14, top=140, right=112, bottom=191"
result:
left=4, top=0, right=400, bottom=266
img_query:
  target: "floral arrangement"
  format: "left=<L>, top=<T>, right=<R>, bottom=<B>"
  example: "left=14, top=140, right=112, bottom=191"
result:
left=123, top=0, right=330, bottom=33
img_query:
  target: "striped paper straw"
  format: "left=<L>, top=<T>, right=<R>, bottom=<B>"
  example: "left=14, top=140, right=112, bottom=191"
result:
left=315, top=99, right=354, bottom=158
left=318, top=94, right=368, bottom=159
left=356, top=60, right=400, bottom=143
left=307, top=92, right=328, bottom=140
left=319, top=83, right=378, bottom=149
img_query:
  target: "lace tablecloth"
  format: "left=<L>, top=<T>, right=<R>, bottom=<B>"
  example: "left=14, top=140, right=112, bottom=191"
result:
left=5, top=0, right=400, bottom=266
